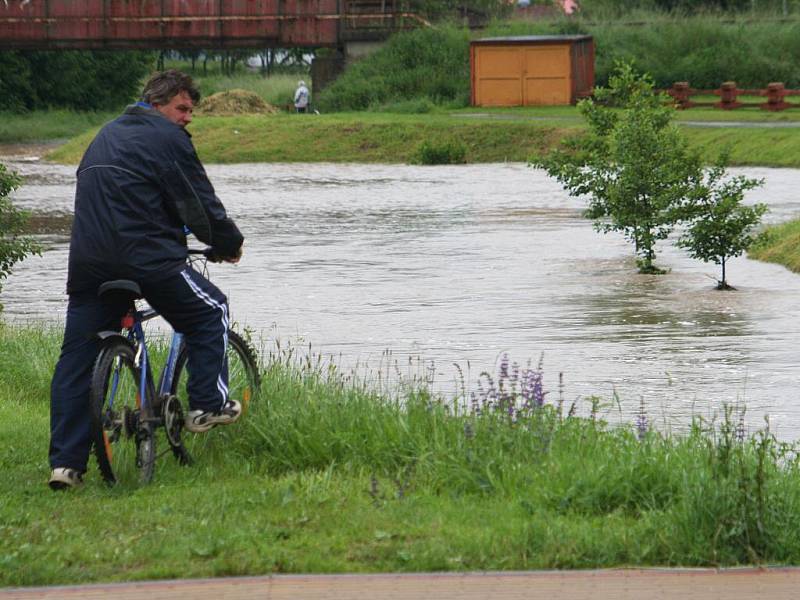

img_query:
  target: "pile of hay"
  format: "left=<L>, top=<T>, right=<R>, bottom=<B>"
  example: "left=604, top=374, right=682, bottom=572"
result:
left=196, top=89, right=279, bottom=115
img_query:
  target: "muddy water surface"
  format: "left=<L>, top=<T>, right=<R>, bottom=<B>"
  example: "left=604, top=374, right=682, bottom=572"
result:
left=3, top=150, right=800, bottom=437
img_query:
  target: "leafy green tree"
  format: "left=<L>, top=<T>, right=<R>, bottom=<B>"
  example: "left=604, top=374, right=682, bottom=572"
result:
left=677, top=155, right=767, bottom=290
left=0, top=50, right=154, bottom=111
left=0, top=162, right=40, bottom=311
left=0, top=51, right=35, bottom=111
left=535, top=63, right=704, bottom=273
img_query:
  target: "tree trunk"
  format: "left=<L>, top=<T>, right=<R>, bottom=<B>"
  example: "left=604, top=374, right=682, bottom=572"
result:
left=721, top=257, right=727, bottom=289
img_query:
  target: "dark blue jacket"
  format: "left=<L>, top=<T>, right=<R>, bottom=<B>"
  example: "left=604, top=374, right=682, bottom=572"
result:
left=67, top=104, right=243, bottom=293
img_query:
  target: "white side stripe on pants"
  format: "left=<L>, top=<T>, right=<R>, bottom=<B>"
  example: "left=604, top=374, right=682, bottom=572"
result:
left=180, top=269, right=230, bottom=409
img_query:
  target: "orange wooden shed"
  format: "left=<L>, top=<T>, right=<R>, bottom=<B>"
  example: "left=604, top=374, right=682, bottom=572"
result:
left=470, top=35, right=595, bottom=107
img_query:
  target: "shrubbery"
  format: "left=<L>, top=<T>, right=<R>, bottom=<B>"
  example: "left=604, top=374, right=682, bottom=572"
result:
left=317, top=26, right=471, bottom=112
left=485, top=16, right=800, bottom=89
left=318, top=15, right=800, bottom=113
left=0, top=50, right=154, bottom=112
left=413, top=138, right=468, bottom=164
left=0, top=162, right=39, bottom=310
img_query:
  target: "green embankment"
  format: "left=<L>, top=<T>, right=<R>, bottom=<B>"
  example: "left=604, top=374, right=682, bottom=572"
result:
left=45, top=113, right=573, bottom=164
left=749, top=219, right=800, bottom=273
left=44, top=110, right=800, bottom=167
left=0, top=110, right=116, bottom=145
left=3, top=324, right=800, bottom=587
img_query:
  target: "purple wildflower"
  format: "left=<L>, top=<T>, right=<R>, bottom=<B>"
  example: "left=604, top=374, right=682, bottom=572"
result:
left=635, top=397, right=648, bottom=441
left=735, top=413, right=746, bottom=444
left=531, top=370, right=544, bottom=407
left=499, top=353, right=509, bottom=379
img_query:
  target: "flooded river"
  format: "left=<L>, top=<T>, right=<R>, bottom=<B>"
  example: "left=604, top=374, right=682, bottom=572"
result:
left=3, top=150, right=800, bottom=438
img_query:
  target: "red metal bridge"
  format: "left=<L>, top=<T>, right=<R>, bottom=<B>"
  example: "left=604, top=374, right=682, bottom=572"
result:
left=0, top=0, right=425, bottom=50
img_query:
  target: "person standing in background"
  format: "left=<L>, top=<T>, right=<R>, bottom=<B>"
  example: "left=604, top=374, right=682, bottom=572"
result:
left=294, top=80, right=310, bottom=113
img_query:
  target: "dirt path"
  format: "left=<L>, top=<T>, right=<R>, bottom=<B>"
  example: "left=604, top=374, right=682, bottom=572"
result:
left=3, top=568, right=800, bottom=600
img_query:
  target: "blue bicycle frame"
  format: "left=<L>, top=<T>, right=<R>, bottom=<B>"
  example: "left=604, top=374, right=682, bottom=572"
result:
left=108, top=304, right=184, bottom=414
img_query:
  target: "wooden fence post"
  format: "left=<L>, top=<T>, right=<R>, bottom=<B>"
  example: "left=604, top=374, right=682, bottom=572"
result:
left=714, top=81, right=741, bottom=110
left=761, top=82, right=790, bottom=111
left=668, top=82, right=694, bottom=109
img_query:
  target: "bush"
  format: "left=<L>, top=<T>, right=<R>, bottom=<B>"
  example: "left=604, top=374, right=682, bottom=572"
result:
left=0, top=162, right=40, bottom=310
left=413, top=139, right=468, bottom=165
left=317, top=26, right=471, bottom=112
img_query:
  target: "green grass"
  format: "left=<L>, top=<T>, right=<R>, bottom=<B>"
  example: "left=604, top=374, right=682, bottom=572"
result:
left=455, top=102, right=800, bottom=122
left=0, top=110, right=117, bottom=144
left=43, top=109, right=800, bottom=167
left=45, top=112, right=572, bottom=164
left=748, top=219, right=800, bottom=272
left=3, top=323, right=800, bottom=587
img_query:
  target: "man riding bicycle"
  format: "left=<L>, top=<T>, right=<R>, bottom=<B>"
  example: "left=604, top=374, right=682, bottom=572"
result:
left=49, top=70, right=244, bottom=490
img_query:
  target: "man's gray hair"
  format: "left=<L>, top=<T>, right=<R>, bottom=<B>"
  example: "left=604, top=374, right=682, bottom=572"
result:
left=141, top=69, right=201, bottom=106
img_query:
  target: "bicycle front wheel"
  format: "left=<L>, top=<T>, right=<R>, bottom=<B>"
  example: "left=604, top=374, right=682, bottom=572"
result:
left=89, top=338, right=156, bottom=486
left=171, top=330, right=261, bottom=417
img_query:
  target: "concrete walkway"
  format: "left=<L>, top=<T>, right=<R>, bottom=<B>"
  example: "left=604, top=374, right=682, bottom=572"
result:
left=3, top=568, right=800, bottom=600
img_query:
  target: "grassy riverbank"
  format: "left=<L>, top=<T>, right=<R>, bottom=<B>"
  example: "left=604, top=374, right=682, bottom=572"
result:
left=3, top=323, right=800, bottom=587
left=749, top=219, right=800, bottom=273
left=41, top=109, right=800, bottom=167
left=46, top=112, right=573, bottom=164
left=0, top=110, right=116, bottom=144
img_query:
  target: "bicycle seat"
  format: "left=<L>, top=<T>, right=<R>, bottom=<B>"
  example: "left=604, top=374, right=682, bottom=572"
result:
left=98, top=280, right=143, bottom=300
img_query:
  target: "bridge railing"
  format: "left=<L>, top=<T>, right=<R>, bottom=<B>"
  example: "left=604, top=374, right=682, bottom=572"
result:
left=0, top=0, right=425, bottom=49
left=342, top=0, right=429, bottom=35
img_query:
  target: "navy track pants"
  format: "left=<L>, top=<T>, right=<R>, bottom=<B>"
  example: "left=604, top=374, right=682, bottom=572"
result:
left=49, top=266, right=230, bottom=472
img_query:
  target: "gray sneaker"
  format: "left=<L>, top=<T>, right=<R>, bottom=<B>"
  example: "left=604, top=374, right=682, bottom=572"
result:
left=184, top=399, right=242, bottom=433
left=49, top=467, right=83, bottom=490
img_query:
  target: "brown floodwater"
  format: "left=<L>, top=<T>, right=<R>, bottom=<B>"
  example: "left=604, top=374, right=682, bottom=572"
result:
left=3, top=150, right=800, bottom=438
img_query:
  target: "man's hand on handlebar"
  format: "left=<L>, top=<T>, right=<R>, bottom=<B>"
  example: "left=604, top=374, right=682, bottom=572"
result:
left=194, top=245, right=243, bottom=264
left=224, top=245, right=243, bottom=264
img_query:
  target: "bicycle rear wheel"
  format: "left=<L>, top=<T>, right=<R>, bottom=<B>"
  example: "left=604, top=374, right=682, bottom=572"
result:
left=171, top=330, right=261, bottom=418
left=89, top=338, right=156, bottom=486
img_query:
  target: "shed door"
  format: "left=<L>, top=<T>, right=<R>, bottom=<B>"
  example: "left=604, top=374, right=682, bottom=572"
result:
left=474, top=46, right=523, bottom=106
left=523, top=45, right=572, bottom=105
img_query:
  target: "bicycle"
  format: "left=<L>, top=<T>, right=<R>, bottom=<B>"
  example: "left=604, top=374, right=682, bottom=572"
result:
left=88, top=248, right=261, bottom=486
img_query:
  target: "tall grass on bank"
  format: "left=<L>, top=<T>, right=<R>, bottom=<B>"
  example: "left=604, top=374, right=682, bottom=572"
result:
left=3, top=323, right=800, bottom=587
left=237, top=346, right=800, bottom=566
left=748, top=218, right=800, bottom=272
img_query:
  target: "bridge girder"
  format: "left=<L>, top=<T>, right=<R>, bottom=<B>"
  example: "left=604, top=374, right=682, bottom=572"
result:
left=0, top=0, right=423, bottom=50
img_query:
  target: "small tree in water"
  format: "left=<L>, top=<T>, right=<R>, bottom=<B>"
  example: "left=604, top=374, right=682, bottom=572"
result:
left=678, top=154, right=766, bottom=290
left=0, top=162, right=40, bottom=311
left=535, top=63, right=703, bottom=274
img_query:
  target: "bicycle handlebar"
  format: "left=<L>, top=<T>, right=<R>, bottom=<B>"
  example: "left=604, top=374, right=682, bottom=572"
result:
left=187, top=247, right=223, bottom=263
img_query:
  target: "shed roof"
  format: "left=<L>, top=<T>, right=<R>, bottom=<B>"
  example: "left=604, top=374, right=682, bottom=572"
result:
left=471, top=35, right=592, bottom=45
